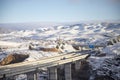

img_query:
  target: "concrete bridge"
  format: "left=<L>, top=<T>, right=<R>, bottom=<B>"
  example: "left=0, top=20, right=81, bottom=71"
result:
left=0, top=53, right=89, bottom=80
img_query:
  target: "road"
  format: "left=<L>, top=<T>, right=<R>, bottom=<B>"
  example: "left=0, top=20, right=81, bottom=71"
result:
left=0, top=52, right=89, bottom=78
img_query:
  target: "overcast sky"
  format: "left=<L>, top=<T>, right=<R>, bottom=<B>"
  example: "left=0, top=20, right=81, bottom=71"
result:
left=0, top=0, right=120, bottom=23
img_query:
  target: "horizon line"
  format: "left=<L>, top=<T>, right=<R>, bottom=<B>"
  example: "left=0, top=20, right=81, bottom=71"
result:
left=0, top=20, right=120, bottom=24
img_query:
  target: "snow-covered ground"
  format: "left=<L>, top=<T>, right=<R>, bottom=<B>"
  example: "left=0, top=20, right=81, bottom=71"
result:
left=0, top=22, right=120, bottom=80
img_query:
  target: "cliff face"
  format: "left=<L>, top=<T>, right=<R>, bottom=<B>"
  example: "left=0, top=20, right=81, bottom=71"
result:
left=0, top=54, right=29, bottom=65
left=95, top=55, right=120, bottom=80
left=89, top=55, right=120, bottom=80
left=74, top=54, right=120, bottom=80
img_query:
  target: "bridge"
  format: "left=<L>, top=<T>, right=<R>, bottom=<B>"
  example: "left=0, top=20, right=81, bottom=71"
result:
left=0, top=52, right=89, bottom=80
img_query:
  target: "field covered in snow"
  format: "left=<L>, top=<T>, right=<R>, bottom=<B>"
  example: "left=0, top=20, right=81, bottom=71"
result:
left=0, top=22, right=120, bottom=80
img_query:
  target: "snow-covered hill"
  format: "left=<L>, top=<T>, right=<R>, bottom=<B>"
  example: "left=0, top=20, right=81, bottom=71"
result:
left=0, top=23, right=119, bottom=43
left=0, top=22, right=120, bottom=80
left=0, top=22, right=120, bottom=58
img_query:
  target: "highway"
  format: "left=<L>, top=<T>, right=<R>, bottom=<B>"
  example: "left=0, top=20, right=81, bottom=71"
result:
left=73, top=44, right=106, bottom=48
left=0, top=53, right=89, bottom=78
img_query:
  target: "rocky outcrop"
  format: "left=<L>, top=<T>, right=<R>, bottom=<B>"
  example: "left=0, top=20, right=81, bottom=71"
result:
left=95, top=53, right=106, bottom=57
left=0, top=54, right=29, bottom=65
left=39, top=47, right=61, bottom=52
left=94, top=55, right=120, bottom=80
left=95, top=75, right=114, bottom=80
left=72, top=45, right=80, bottom=50
left=29, top=45, right=61, bottom=52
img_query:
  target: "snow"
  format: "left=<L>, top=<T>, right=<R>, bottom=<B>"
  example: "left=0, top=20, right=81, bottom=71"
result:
left=102, top=43, right=120, bottom=55
left=0, top=22, right=120, bottom=80
left=0, top=41, right=21, bottom=47
left=0, top=22, right=119, bottom=62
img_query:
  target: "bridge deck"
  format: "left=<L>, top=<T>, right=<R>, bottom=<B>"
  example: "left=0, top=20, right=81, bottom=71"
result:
left=0, top=53, right=89, bottom=78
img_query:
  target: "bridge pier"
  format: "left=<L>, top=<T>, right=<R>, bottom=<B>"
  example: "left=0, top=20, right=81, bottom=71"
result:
left=57, top=65, right=65, bottom=80
left=64, top=63, right=72, bottom=80
left=48, top=63, right=73, bottom=80
left=75, top=60, right=81, bottom=70
left=26, top=70, right=39, bottom=80
left=26, top=72, right=35, bottom=80
left=48, top=66, right=58, bottom=80
left=1, top=74, right=6, bottom=80
left=34, top=72, right=39, bottom=80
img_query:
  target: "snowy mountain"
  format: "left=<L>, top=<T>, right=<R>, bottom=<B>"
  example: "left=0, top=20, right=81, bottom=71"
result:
left=0, top=22, right=120, bottom=80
